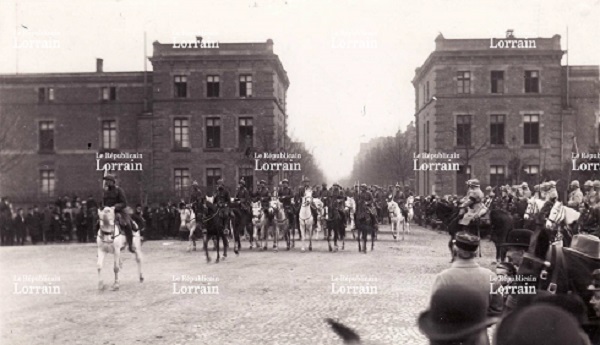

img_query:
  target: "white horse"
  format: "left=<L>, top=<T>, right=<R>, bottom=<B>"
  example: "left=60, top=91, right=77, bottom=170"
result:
left=387, top=200, right=406, bottom=241
left=546, top=201, right=580, bottom=245
left=298, top=190, right=315, bottom=252
left=405, top=196, right=414, bottom=233
left=524, top=197, right=545, bottom=221
left=97, top=206, right=143, bottom=291
left=270, top=199, right=291, bottom=250
left=250, top=201, right=261, bottom=249
left=313, top=198, right=326, bottom=239
left=259, top=198, right=279, bottom=251
left=179, top=205, right=198, bottom=252
left=345, top=197, right=356, bottom=230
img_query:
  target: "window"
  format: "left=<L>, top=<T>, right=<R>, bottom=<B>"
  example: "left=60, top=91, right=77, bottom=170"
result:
left=457, top=71, right=470, bottom=94
left=101, top=120, right=117, bottom=149
left=102, top=87, right=117, bottom=101
left=490, top=115, right=505, bottom=145
left=426, top=121, right=430, bottom=152
left=206, top=117, right=221, bottom=148
left=38, top=87, right=54, bottom=102
left=40, top=170, right=55, bottom=197
left=206, top=168, right=222, bottom=193
left=524, top=114, right=540, bottom=145
left=491, top=71, right=504, bottom=94
left=525, top=70, right=539, bottom=93
left=490, top=165, right=505, bottom=187
left=524, top=165, right=539, bottom=175
left=174, top=75, right=188, bottom=98
left=426, top=81, right=430, bottom=101
left=239, top=117, right=253, bottom=148
left=174, top=168, right=190, bottom=197
left=174, top=118, right=190, bottom=149
left=456, top=115, right=472, bottom=147
left=39, top=121, right=55, bottom=152
left=207, top=75, right=220, bottom=98
left=239, top=75, right=253, bottom=97
left=239, top=167, right=253, bottom=190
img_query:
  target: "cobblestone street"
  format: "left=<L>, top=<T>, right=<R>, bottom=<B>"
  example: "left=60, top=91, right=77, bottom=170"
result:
left=0, top=224, right=497, bottom=345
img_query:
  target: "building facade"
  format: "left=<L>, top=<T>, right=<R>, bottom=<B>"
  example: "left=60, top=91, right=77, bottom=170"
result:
left=413, top=32, right=599, bottom=196
left=0, top=38, right=289, bottom=206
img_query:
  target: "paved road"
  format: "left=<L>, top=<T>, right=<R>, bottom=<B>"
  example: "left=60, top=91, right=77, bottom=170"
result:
left=0, top=224, right=498, bottom=345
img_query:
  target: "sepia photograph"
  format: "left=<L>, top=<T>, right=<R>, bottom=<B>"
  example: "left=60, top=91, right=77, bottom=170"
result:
left=1, top=0, right=600, bottom=344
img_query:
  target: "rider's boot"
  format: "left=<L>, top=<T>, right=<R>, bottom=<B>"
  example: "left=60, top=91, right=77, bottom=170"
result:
left=124, top=224, right=135, bottom=253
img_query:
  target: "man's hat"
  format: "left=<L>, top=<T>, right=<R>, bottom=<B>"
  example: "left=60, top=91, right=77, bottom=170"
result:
left=395, top=183, right=401, bottom=187
left=281, top=179, right=289, bottom=184
left=570, top=180, right=580, bottom=187
left=540, top=182, right=550, bottom=191
left=533, top=184, right=540, bottom=191
left=360, top=183, right=367, bottom=188
left=584, top=180, right=593, bottom=187
left=239, top=179, right=246, bottom=185
left=418, top=285, right=499, bottom=341
left=565, top=234, right=600, bottom=259
left=588, top=269, right=600, bottom=291
left=494, top=305, right=584, bottom=345
left=485, top=186, right=492, bottom=191
left=521, top=182, right=528, bottom=188
left=501, top=229, right=533, bottom=248
left=333, top=183, right=340, bottom=188
left=217, top=178, right=224, bottom=184
left=466, top=179, right=480, bottom=187
left=548, top=181, right=557, bottom=188
left=192, top=180, right=199, bottom=187
left=594, top=180, right=600, bottom=188
left=453, top=232, right=480, bottom=252
left=303, top=177, right=310, bottom=183
left=103, top=174, right=116, bottom=182
left=259, top=180, right=267, bottom=185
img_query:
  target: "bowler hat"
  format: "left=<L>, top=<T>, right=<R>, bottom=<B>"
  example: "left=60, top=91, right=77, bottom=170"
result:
left=588, top=268, right=600, bottom=291
left=418, top=285, right=499, bottom=341
left=501, top=229, right=533, bottom=248
left=453, top=232, right=480, bottom=252
left=494, top=304, right=586, bottom=345
left=103, top=174, right=116, bottom=182
left=565, top=234, right=600, bottom=259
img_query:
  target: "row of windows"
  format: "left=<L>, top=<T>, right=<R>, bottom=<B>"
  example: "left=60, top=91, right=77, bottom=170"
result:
left=38, top=117, right=254, bottom=151
left=454, top=114, right=540, bottom=147
left=38, top=86, right=118, bottom=103
left=458, top=164, right=540, bottom=187
left=174, top=74, right=253, bottom=98
left=38, top=168, right=255, bottom=197
left=419, top=70, right=541, bottom=106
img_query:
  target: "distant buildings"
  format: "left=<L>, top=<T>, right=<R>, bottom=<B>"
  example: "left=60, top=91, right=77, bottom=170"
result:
left=413, top=31, right=599, bottom=196
left=0, top=38, right=289, bottom=205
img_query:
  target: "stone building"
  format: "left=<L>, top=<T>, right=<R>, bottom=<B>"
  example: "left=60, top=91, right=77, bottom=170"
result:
left=413, top=31, right=599, bottom=196
left=0, top=38, right=289, bottom=206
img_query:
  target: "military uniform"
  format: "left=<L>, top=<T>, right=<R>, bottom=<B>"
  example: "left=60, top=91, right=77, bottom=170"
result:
left=102, top=174, right=135, bottom=252
left=278, top=182, right=295, bottom=222
left=458, top=179, right=487, bottom=226
left=189, top=183, right=205, bottom=213
left=357, top=186, right=377, bottom=226
left=567, top=181, right=584, bottom=209
left=214, top=181, right=231, bottom=231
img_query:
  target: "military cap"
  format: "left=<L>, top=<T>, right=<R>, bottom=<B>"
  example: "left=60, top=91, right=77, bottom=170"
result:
left=540, top=182, right=550, bottom=191
left=238, top=179, right=246, bottom=185
left=192, top=180, right=199, bottom=187
left=570, top=180, right=580, bottom=187
left=217, top=178, right=224, bottom=184
left=333, top=183, right=340, bottom=188
left=533, top=185, right=540, bottom=191
left=585, top=180, right=593, bottom=187
left=548, top=181, right=557, bottom=188
left=466, top=179, right=480, bottom=187
left=521, top=182, right=529, bottom=189
left=485, top=186, right=492, bottom=191
left=302, top=177, right=310, bottom=183
left=360, top=183, right=367, bottom=188
left=103, top=174, right=116, bottom=182
left=453, top=232, right=480, bottom=252
left=259, top=180, right=267, bottom=185
left=281, top=179, right=289, bottom=184
left=395, top=183, right=401, bottom=188
left=594, top=180, right=600, bottom=188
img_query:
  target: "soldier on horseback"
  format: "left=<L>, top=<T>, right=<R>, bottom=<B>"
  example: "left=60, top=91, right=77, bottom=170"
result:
left=457, top=179, right=487, bottom=232
left=102, top=174, right=135, bottom=253
left=357, top=183, right=378, bottom=229
left=213, top=178, right=231, bottom=234
left=235, top=178, right=251, bottom=236
left=278, top=179, right=295, bottom=224
left=393, top=184, right=405, bottom=205
left=329, top=183, right=346, bottom=219
left=190, top=181, right=205, bottom=213
left=520, top=182, right=532, bottom=199
left=295, top=177, right=317, bottom=230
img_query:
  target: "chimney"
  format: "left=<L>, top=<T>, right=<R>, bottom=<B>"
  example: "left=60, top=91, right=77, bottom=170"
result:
left=96, top=58, right=103, bottom=73
left=196, top=36, right=203, bottom=44
left=506, top=29, right=515, bottom=38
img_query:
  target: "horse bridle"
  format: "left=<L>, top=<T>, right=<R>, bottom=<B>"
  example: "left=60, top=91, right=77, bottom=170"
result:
left=546, top=203, right=566, bottom=227
left=525, top=199, right=539, bottom=218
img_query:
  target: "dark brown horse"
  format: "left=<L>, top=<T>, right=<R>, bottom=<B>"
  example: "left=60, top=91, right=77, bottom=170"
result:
left=355, top=202, right=375, bottom=253
left=201, top=200, right=229, bottom=263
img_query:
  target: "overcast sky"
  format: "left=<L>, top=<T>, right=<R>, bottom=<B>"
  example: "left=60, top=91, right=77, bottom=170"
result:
left=1, top=0, right=599, bottom=183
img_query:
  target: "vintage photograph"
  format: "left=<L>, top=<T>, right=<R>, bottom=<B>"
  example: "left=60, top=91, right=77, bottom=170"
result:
left=1, top=0, right=600, bottom=344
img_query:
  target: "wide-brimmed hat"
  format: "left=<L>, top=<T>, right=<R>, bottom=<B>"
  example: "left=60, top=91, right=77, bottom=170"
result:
left=501, top=229, right=533, bottom=248
left=103, top=174, right=116, bottom=182
left=566, top=234, right=600, bottom=259
left=453, top=232, right=480, bottom=252
left=588, top=268, right=600, bottom=291
left=418, top=285, right=499, bottom=341
left=494, top=304, right=586, bottom=345
left=466, top=179, right=480, bottom=187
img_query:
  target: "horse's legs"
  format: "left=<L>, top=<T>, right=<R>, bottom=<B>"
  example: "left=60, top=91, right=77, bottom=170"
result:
left=134, top=235, right=144, bottom=282
left=215, top=232, right=221, bottom=263
left=371, top=225, right=375, bottom=251
left=97, top=247, right=106, bottom=290
left=273, top=223, right=279, bottom=252
left=233, top=219, right=240, bottom=255
left=112, top=248, right=121, bottom=290
left=402, top=219, right=406, bottom=241
left=188, top=227, right=194, bottom=252
left=203, top=233, right=211, bottom=263
left=308, top=222, right=313, bottom=251
left=326, top=222, right=332, bottom=252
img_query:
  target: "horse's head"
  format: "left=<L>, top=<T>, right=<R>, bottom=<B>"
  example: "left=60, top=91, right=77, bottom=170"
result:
left=524, top=198, right=536, bottom=220
left=546, top=201, right=563, bottom=229
left=98, top=206, right=116, bottom=225
left=205, top=196, right=214, bottom=204
left=387, top=200, right=397, bottom=212
left=302, top=194, right=313, bottom=207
